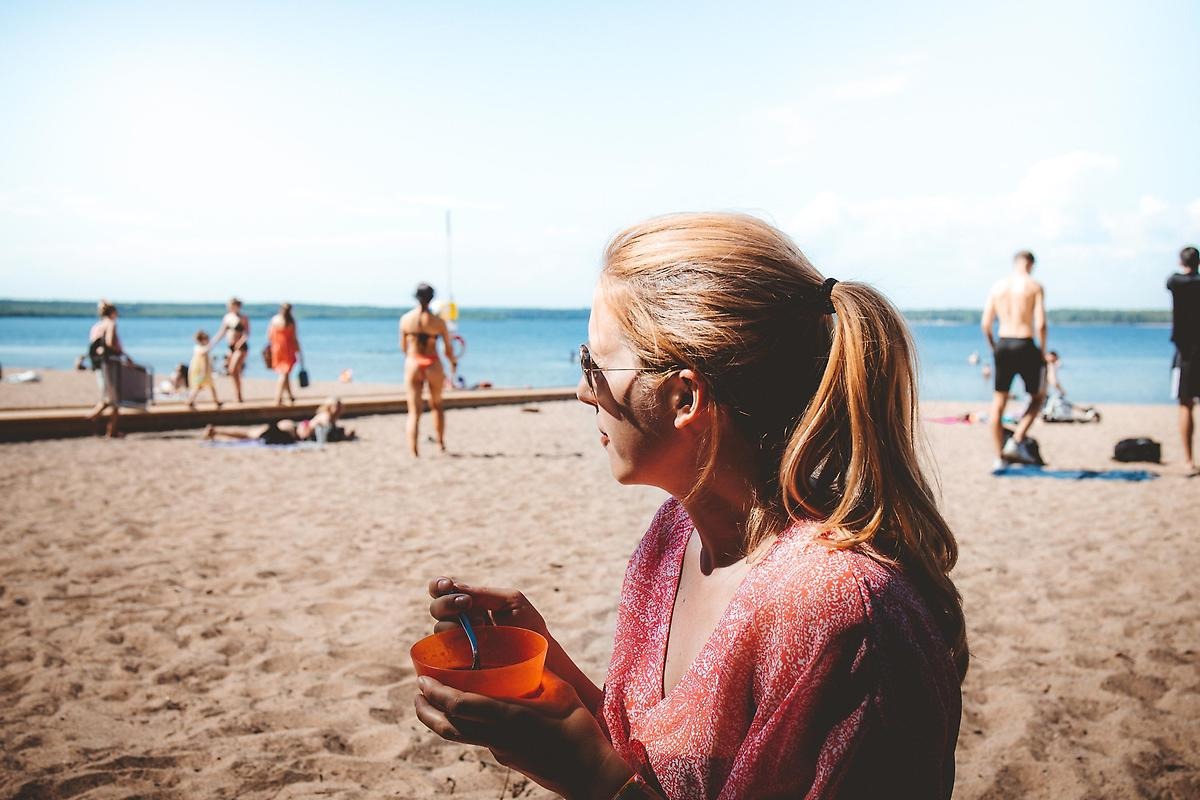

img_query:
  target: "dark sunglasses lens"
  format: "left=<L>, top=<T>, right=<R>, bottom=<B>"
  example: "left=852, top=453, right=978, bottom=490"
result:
left=579, top=346, right=594, bottom=390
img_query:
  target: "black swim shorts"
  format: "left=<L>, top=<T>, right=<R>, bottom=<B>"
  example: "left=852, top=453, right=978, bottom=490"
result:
left=994, top=337, right=1044, bottom=394
left=1172, top=349, right=1200, bottom=402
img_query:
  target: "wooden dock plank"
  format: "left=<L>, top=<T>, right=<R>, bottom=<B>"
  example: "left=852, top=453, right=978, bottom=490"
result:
left=0, top=387, right=578, bottom=442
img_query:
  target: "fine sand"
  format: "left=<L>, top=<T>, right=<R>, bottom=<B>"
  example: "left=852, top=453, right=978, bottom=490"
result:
left=1, top=380, right=1197, bottom=798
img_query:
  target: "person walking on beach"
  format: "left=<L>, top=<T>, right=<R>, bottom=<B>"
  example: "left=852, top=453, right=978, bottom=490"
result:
left=414, top=213, right=965, bottom=798
left=84, top=300, right=129, bottom=438
left=186, top=330, right=221, bottom=409
left=210, top=297, right=250, bottom=403
left=268, top=303, right=301, bottom=406
left=400, top=283, right=456, bottom=456
left=981, top=250, right=1047, bottom=470
left=1169, top=245, right=1200, bottom=475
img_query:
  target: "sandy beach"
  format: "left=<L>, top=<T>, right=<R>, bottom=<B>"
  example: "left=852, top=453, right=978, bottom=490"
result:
left=1, top=374, right=1197, bottom=799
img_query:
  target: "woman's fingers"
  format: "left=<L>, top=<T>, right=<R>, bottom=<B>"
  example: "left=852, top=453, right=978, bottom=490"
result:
left=429, top=592, right=474, bottom=621
left=413, top=694, right=495, bottom=747
left=417, top=677, right=524, bottom=725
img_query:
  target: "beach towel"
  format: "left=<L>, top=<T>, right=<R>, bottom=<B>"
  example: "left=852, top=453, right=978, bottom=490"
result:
left=994, top=465, right=1157, bottom=481
left=201, top=440, right=315, bottom=451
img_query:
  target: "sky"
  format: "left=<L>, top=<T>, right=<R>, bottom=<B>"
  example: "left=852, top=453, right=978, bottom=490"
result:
left=1, top=0, right=1198, bottom=310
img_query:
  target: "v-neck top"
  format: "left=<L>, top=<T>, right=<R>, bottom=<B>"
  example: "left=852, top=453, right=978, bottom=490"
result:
left=598, top=498, right=961, bottom=799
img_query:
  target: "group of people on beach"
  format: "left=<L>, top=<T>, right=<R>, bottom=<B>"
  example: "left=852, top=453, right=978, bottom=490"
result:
left=183, top=297, right=304, bottom=408
left=982, top=244, right=1200, bottom=475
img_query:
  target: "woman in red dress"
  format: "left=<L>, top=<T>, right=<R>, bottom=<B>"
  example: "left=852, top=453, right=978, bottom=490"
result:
left=268, top=303, right=301, bottom=406
left=414, top=213, right=967, bottom=799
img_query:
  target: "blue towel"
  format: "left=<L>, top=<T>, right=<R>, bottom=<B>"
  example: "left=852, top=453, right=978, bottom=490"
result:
left=994, top=465, right=1157, bottom=481
left=201, top=440, right=313, bottom=451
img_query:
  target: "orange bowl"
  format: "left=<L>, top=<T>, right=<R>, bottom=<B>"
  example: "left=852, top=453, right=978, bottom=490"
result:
left=410, top=625, right=548, bottom=699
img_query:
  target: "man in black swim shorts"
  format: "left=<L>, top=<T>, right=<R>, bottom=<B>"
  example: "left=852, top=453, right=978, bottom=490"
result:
left=1168, top=245, right=1200, bottom=475
left=982, top=250, right=1048, bottom=471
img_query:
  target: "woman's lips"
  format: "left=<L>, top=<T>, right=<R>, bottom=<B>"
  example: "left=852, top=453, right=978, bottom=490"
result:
left=599, top=430, right=609, bottom=446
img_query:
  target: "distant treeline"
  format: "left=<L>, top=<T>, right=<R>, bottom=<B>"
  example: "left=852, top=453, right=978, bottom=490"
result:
left=0, top=299, right=1170, bottom=324
left=0, top=299, right=590, bottom=321
left=904, top=308, right=1170, bottom=324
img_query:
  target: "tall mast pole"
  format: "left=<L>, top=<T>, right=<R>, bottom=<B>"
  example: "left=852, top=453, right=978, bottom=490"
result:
left=445, top=209, right=453, bottom=300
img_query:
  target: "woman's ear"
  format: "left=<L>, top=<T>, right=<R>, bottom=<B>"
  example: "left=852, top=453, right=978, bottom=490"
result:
left=671, top=369, right=710, bottom=432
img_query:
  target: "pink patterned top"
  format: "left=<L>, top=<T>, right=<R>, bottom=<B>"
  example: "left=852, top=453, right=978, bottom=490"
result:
left=599, top=498, right=961, bottom=799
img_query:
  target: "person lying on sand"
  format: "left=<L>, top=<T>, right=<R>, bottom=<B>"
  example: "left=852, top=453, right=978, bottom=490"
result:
left=414, top=213, right=966, bottom=799
left=203, top=397, right=355, bottom=444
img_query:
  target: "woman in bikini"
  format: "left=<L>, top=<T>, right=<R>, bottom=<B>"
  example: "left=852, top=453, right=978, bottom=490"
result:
left=414, top=214, right=967, bottom=798
left=211, top=297, right=250, bottom=403
left=400, top=283, right=457, bottom=456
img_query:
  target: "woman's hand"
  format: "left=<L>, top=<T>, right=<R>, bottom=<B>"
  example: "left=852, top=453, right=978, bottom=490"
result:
left=427, top=577, right=605, bottom=716
left=414, top=669, right=632, bottom=800
left=427, top=577, right=550, bottom=638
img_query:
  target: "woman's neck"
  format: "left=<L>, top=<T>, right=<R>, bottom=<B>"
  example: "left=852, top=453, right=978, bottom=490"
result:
left=678, top=446, right=761, bottom=573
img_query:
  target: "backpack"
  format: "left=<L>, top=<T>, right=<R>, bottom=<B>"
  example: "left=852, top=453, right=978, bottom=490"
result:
left=1113, top=438, right=1161, bottom=463
left=88, top=336, right=110, bottom=370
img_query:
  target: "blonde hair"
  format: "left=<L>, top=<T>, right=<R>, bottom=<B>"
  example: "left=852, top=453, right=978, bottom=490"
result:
left=97, top=299, right=117, bottom=318
left=600, top=212, right=968, bottom=679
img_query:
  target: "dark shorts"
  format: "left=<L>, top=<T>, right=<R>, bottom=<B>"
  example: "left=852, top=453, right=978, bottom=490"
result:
left=995, top=338, right=1044, bottom=394
left=230, top=342, right=249, bottom=354
left=1173, top=349, right=1200, bottom=402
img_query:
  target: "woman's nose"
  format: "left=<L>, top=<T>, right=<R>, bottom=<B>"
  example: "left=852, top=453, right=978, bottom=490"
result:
left=576, top=372, right=596, bottom=407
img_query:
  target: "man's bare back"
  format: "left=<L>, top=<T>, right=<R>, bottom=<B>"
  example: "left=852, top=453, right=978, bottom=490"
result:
left=987, top=273, right=1043, bottom=339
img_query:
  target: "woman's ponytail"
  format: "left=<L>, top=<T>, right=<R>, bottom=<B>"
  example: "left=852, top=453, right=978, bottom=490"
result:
left=780, top=281, right=968, bottom=679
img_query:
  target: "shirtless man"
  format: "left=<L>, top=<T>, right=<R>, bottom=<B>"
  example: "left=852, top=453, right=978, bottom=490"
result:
left=400, top=283, right=457, bottom=456
left=981, top=250, right=1047, bottom=471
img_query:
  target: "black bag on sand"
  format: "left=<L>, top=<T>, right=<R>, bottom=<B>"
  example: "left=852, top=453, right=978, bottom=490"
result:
left=1114, top=438, right=1161, bottom=463
left=298, top=353, right=309, bottom=388
left=261, top=344, right=273, bottom=370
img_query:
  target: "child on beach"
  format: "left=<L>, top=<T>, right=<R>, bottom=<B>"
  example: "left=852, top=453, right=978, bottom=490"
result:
left=415, top=213, right=966, bottom=799
left=186, top=331, right=221, bottom=410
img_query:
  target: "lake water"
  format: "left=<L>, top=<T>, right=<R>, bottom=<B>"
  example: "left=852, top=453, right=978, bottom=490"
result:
left=0, top=315, right=1179, bottom=404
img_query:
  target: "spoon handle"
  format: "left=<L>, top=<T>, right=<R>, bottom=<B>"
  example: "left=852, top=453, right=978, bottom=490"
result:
left=458, top=612, right=481, bottom=670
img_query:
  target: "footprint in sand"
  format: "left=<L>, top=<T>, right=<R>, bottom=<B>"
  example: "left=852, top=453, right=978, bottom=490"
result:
left=1100, top=672, right=1168, bottom=705
left=345, top=662, right=407, bottom=686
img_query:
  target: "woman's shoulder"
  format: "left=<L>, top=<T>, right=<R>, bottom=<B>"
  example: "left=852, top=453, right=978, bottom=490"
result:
left=759, top=529, right=927, bottom=645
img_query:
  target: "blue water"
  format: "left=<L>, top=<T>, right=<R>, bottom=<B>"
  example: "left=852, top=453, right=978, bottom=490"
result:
left=0, top=316, right=1178, bottom=403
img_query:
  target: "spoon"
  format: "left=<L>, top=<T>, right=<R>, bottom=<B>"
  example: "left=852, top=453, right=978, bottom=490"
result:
left=458, top=612, right=481, bottom=670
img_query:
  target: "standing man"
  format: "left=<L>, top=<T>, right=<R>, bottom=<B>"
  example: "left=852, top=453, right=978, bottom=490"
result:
left=1168, top=246, right=1200, bottom=475
left=981, top=250, right=1048, bottom=471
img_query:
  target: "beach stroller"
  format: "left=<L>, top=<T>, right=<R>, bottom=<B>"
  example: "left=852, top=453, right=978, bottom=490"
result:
left=1042, top=393, right=1100, bottom=424
left=116, top=361, right=154, bottom=409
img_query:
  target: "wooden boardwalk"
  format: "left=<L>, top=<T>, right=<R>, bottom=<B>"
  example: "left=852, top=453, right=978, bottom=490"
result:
left=0, top=387, right=578, bottom=443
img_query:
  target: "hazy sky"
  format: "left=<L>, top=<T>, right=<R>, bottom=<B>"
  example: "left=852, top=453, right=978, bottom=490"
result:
left=2, top=0, right=1198, bottom=309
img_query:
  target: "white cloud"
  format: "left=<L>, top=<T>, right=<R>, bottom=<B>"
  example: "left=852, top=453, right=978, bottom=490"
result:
left=817, top=72, right=911, bottom=102
left=782, top=151, right=1195, bottom=306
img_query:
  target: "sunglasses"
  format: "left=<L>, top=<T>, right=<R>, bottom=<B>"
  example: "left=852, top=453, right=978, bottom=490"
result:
left=579, top=344, right=667, bottom=393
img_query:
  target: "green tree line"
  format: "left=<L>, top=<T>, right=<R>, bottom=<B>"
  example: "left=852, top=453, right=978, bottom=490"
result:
left=0, top=299, right=1171, bottom=324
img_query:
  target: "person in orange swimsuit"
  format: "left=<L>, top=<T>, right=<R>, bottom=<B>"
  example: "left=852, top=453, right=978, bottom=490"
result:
left=268, top=303, right=301, bottom=406
left=414, top=214, right=966, bottom=799
left=400, top=283, right=457, bottom=456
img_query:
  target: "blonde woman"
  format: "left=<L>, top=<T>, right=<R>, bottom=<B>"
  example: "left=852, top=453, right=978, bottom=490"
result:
left=415, top=214, right=966, bottom=799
